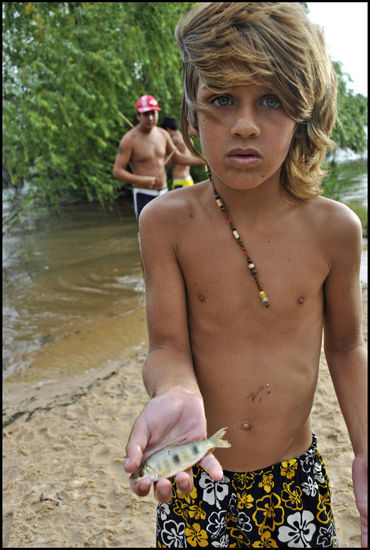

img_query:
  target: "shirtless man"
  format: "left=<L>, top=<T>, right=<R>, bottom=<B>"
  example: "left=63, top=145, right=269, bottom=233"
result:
left=161, top=116, right=196, bottom=190
left=113, top=95, right=204, bottom=220
left=124, top=4, right=367, bottom=548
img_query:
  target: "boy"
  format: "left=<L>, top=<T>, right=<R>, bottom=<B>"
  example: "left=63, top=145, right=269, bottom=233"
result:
left=124, top=3, right=367, bottom=547
left=113, top=95, right=204, bottom=220
left=161, top=115, right=196, bottom=189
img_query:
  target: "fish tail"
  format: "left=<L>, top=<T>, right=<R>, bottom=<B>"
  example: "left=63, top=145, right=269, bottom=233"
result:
left=210, top=427, right=231, bottom=448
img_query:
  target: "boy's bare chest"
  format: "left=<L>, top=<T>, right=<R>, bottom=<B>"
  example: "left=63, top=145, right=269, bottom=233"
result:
left=178, top=215, right=329, bottom=316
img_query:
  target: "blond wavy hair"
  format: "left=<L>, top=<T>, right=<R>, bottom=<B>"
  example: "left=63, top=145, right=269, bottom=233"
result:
left=175, top=2, right=337, bottom=200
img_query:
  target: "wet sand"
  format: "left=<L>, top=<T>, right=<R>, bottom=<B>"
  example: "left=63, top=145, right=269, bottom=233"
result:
left=2, top=287, right=367, bottom=548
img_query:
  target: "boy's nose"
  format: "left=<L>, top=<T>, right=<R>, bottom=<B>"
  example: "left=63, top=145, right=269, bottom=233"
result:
left=230, top=108, right=261, bottom=138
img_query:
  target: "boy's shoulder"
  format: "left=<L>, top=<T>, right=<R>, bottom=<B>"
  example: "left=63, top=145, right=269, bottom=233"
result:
left=304, top=195, right=363, bottom=244
left=308, top=195, right=361, bottom=226
left=143, top=180, right=207, bottom=214
left=139, top=182, right=208, bottom=242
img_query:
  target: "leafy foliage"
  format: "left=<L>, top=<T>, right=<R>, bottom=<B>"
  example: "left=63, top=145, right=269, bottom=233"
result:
left=2, top=2, right=367, bottom=213
left=3, top=1, right=194, bottom=207
left=321, top=62, right=368, bottom=211
left=330, top=61, right=368, bottom=155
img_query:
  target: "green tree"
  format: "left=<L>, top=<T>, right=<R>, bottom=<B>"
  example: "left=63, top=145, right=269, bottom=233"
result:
left=330, top=61, right=367, bottom=155
left=3, top=1, right=194, bottom=207
left=321, top=61, right=367, bottom=206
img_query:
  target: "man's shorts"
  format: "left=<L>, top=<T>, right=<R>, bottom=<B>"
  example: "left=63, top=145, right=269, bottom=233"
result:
left=156, top=434, right=337, bottom=547
left=132, top=187, right=168, bottom=221
left=171, top=177, right=194, bottom=190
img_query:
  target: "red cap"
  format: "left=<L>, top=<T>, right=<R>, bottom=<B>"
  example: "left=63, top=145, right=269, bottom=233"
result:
left=136, top=95, right=161, bottom=113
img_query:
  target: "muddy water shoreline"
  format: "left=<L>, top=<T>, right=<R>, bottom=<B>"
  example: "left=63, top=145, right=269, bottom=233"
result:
left=3, top=197, right=146, bottom=383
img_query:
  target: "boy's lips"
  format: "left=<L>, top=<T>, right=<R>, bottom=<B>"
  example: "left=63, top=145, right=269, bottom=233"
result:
left=226, top=148, right=261, bottom=166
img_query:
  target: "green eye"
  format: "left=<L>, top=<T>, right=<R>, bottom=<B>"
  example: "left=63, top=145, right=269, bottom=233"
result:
left=212, top=95, right=232, bottom=107
left=261, top=96, right=281, bottom=109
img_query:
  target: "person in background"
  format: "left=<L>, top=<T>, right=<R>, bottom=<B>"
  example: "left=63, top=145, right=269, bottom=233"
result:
left=113, top=95, right=204, bottom=221
left=161, top=115, right=196, bottom=190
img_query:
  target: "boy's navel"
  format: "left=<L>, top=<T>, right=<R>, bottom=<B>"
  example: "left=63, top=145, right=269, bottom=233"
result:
left=297, top=296, right=305, bottom=305
left=198, top=294, right=206, bottom=302
left=241, top=422, right=251, bottom=430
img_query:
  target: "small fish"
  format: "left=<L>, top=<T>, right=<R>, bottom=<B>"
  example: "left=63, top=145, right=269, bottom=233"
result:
left=130, top=427, right=231, bottom=482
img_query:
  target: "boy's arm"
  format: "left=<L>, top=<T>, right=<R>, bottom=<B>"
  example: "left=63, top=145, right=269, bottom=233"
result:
left=323, top=205, right=367, bottom=547
left=124, top=196, right=223, bottom=502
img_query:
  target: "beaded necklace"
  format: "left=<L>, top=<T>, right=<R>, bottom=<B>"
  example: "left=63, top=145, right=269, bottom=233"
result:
left=210, top=175, right=271, bottom=308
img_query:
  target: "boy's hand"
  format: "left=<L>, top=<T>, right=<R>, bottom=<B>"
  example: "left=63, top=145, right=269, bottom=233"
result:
left=352, top=455, right=368, bottom=547
left=124, top=388, right=224, bottom=502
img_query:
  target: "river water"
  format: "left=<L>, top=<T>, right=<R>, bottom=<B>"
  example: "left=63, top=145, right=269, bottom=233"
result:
left=3, top=174, right=368, bottom=383
left=3, top=195, right=147, bottom=382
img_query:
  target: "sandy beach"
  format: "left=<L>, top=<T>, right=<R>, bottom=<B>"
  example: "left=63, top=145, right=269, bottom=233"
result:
left=3, top=286, right=367, bottom=548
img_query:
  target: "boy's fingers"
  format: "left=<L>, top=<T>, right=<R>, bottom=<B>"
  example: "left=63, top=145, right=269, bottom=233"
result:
left=130, top=476, right=152, bottom=497
left=198, top=453, right=224, bottom=481
left=128, top=459, right=222, bottom=503
left=155, top=478, right=174, bottom=503
left=175, top=469, right=194, bottom=494
left=125, top=416, right=152, bottom=473
left=152, top=455, right=224, bottom=502
left=124, top=442, right=143, bottom=473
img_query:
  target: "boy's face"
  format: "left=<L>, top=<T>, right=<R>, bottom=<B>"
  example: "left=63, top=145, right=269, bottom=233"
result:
left=195, top=83, right=297, bottom=191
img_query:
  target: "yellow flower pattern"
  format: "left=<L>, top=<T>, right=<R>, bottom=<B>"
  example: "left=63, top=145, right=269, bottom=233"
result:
left=184, top=522, right=208, bottom=547
left=236, top=491, right=254, bottom=509
left=252, top=493, right=285, bottom=534
left=259, top=473, right=275, bottom=493
left=252, top=530, right=279, bottom=548
left=280, top=459, right=298, bottom=479
left=281, top=481, right=303, bottom=511
left=188, top=503, right=207, bottom=521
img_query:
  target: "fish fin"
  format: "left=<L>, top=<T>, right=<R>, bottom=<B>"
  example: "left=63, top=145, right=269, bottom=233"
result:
left=155, top=436, right=189, bottom=453
left=210, top=427, right=232, bottom=448
left=146, top=436, right=190, bottom=458
left=172, top=436, right=192, bottom=447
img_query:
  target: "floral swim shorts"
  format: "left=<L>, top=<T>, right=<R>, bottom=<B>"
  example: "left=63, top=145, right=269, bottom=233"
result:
left=156, top=434, right=337, bottom=547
